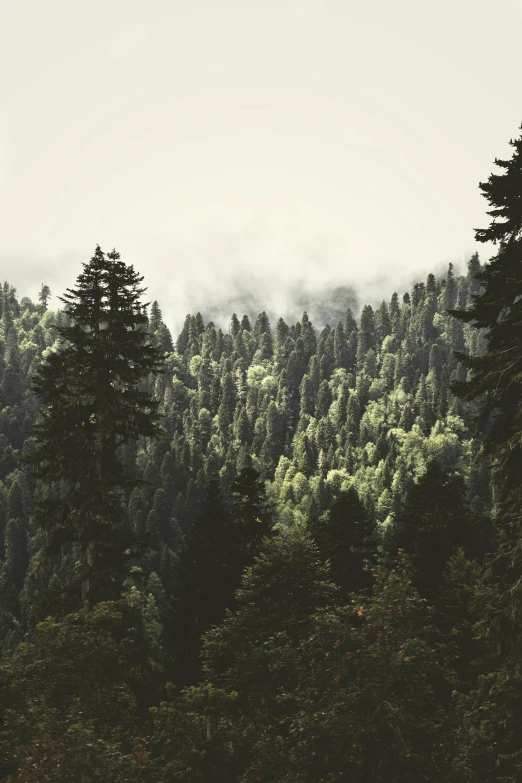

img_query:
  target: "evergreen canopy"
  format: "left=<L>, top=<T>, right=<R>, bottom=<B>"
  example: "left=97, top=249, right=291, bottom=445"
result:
left=21, top=246, right=165, bottom=608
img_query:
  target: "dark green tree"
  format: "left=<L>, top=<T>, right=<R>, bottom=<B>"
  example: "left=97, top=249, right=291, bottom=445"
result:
left=229, top=463, right=272, bottom=555
left=37, top=284, right=51, bottom=313
left=308, top=484, right=376, bottom=595
left=356, top=304, right=376, bottom=367
left=20, top=246, right=165, bottom=610
left=199, top=526, right=339, bottom=779
left=257, top=554, right=455, bottom=783
left=0, top=596, right=164, bottom=782
left=450, top=122, right=522, bottom=782
left=173, top=474, right=236, bottom=685
left=333, top=321, right=349, bottom=369
left=386, top=463, right=478, bottom=598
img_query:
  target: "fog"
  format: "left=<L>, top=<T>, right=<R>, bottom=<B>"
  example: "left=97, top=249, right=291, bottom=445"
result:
left=0, top=0, right=517, bottom=334
left=1, top=235, right=476, bottom=337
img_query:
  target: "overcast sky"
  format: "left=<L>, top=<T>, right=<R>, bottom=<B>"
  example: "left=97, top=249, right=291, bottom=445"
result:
left=1, top=0, right=521, bottom=331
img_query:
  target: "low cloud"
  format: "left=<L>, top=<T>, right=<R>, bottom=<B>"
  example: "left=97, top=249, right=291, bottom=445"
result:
left=0, top=232, right=478, bottom=339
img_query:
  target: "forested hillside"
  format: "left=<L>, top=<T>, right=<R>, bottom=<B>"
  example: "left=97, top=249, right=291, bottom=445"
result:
left=0, top=254, right=488, bottom=639
left=0, top=125, right=521, bottom=781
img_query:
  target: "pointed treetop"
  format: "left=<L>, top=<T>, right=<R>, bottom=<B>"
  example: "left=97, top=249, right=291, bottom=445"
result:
left=475, top=124, right=522, bottom=245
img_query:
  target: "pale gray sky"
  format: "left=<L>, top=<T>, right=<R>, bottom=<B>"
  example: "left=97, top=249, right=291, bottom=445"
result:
left=1, top=0, right=520, bottom=330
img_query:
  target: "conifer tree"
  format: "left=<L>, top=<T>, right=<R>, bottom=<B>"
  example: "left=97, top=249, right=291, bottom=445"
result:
left=173, top=473, right=235, bottom=684
left=200, top=526, right=339, bottom=776
left=20, top=246, right=165, bottom=610
left=356, top=304, right=376, bottom=367
left=149, top=300, right=163, bottom=332
left=229, top=461, right=272, bottom=556
left=451, top=123, right=522, bottom=780
left=2, top=330, right=23, bottom=407
left=37, top=284, right=51, bottom=313
left=309, top=484, right=376, bottom=594
left=375, top=300, right=392, bottom=343
left=260, top=554, right=455, bottom=783
left=333, top=321, right=349, bottom=369
left=230, top=313, right=241, bottom=337
left=386, top=463, right=477, bottom=598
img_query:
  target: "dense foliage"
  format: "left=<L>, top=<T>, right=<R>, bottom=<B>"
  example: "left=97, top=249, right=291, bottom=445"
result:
left=0, top=123, right=522, bottom=780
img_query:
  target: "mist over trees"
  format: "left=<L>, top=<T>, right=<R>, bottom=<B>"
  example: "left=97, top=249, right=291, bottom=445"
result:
left=0, top=123, right=521, bottom=780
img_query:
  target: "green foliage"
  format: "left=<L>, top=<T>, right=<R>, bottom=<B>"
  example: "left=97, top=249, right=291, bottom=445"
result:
left=450, top=122, right=522, bottom=781
left=0, top=221, right=502, bottom=779
left=0, top=596, right=163, bottom=782
left=308, top=484, right=376, bottom=595
left=19, top=246, right=165, bottom=610
left=386, top=462, right=485, bottom=598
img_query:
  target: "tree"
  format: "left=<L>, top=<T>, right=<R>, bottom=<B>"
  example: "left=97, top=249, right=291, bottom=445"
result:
left=174, top=464, right=273, bottom=687
left=229, top=463, right=272, bottom=549
left=466, top=252, right=482, bottom=296
left=308, top=484, right=376, bottom=595
left=375, top=299, right=392, bottom=342
left=198, top=526, right=339, bottom=780
left=253, top=311, right=271, bottom=339
left=230, top=313, right=241, bottom=337
left=37, top=284, right=51, bottom=313
left=0, top=595, right=164, bottom=782
left=2, top=331, right=23, bottom=407
left=173, top=474, right=234, bottom=685
left=450, top=123, right=522, bottom=781
left=451, top=124, right=522, bottom=504
left=148, top=299, right=163, bottom=332
left=20, top=246, right=165, bottom=611
left=356, top=304, right=376, bottom=367
left=386, top=463, right=479, bottom=598
left=333, top=321, right=349, bottom=369
left=256, top=554, right=455, bottom=783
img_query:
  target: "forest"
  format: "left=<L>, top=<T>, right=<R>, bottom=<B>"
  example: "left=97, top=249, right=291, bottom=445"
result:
left=0, top=126, right=521, bottom=782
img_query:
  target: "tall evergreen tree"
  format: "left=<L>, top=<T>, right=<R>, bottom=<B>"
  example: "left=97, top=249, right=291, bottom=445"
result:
left=173, top=473, right=235, bottom=685
left=20, top=246, right=165, bottom=610
left=200, top=526, right=339, bottom=777
left=451, top=123, right=522, bottom=781
left=386, top=463, right=480, bottom=598
left=37, top=284, right=51, bottom=313
left=356, top=304, right=376, bottom=367
left=257, top=554, right=455, bottom=783
left=308, top=484, right=376, bottom=595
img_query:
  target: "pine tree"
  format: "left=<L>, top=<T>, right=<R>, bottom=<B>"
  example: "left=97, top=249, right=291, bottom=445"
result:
left=375, top=299, right=392, bottom=342
left=308, top=484, right=376, bottom=595
left=230, top=313, right=241, bottom=337
left=20, top=246, right=165, bottom=610
left=333, top=321, right=349, bottom=369
left=253, top=310, right=271, bottom=339
left=466, top=252, right=482, bottom=297
left=2, top=330, right=23, bottom=407
left=386, top=463, right=478, bottom=598
left=229, top=463, right=272, bottom=556
left=315, top=378, right=332, bottom=420
left=149, top=300, right=163, bottom=332
left=200, top=526, right=339, bottom=776
left=37, top=284, right=51, bottom=313
left=356, top=304, right=376, bottom=367
left=450, top=124, right=522, bottom=780
left=299, top=374, right=315, bottom=417
left=260, top=554, right=455, bottom=783
left=173, top=473, right=236, bottom=685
